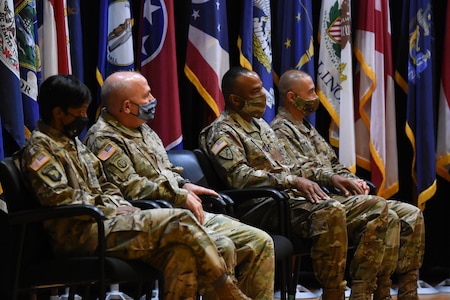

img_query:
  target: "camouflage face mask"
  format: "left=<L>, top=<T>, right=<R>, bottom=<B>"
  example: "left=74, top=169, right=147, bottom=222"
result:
left=293, top=94, right=320, bottom=116
left=238, top=94, right=267, bottom=119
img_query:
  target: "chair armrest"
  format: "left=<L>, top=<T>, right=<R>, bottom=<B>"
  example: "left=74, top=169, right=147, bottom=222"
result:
left=199, top=195, right=228, bottom=214
left=218, top=188, right=291, bottom=236
left=8, top=204, right=105, bottom=225
left=132, top=200, right=162, bottom=209
left=153, top=199, right=173, bottom=208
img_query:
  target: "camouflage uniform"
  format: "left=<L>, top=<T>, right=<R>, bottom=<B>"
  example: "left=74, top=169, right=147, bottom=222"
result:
left=17, top=121, right=236, bottom=300
left=84, top=110, right=275, bottom=300
left=271, top=108, right=425, bottom=293
left=199, top=110, right=354, bottom=293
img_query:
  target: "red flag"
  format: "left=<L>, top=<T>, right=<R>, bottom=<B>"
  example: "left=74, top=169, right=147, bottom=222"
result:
left=139, top=0, right=182, bottom=149
left=354, top=0, right=399, bottom=198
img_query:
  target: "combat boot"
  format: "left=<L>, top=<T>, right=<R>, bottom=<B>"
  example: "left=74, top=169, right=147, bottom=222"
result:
left=397, top=270, right=418, bottom=300
left=321, top=288, right=345, bottom=300
left=349, top=280, right=372, bottom=300
left=215, top=276, right=252, bottom=300
left=373, top=275, right=393, bottom=300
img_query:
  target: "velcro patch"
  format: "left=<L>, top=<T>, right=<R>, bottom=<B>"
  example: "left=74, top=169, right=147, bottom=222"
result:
left=210, top=138, right=227, bottom=156
left=42, top=165, right=62, bottom=182
left=30, top=152, right=50, bottom=171
left=97, top=143, right=117, bottom=161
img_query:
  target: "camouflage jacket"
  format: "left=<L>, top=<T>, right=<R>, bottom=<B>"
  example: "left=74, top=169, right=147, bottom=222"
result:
left=199, top=109, right=303, bottom=190
left=270, top=107, right=358, bottom=187
left=84, top=110, right=188, bottom=207
left=17, top=120, right=131, bottom=254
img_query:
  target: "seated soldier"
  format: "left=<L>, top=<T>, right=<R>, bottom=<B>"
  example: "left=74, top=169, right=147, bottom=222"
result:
left=271, top=69, right=425, bottom=300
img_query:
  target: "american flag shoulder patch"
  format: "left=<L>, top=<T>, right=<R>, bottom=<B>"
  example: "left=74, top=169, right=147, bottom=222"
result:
left=97, top=143, right=117, bottom=161
left=210, top=138, right=227, bottom=156
left=30, top=152, right=51, bottom=171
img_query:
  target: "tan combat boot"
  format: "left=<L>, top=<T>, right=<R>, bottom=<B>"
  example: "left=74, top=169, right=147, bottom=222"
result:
left=373, top=275, right=393, bottom=300
left=397, top=270, right=418, bottom=300
left=349, top=280, right=372, bottom=300
left=215, top=276, right=252, bottom=300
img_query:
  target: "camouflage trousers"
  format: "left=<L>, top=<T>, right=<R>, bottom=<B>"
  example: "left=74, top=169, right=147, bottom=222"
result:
left=104, top=208, right=230, bottom=300
left=386, top=200, right=425, bottom=275
left=332, top=194, right=389, bottom=289
left=235, top=195, right=348, bottom=291
left=202, top=212, right=275, bottom=300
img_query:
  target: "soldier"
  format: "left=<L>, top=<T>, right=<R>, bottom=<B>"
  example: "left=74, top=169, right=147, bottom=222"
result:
left=84, top=71, right=275, bottom=300
left=271, top=69, right=425, bottom=300
left=199, top=66, right=393, bottom=300
left=16, top=74, right=252, bottom=300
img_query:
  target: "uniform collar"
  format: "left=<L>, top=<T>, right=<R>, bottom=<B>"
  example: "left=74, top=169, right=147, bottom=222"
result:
left=101, top=108, right=144, bottom=138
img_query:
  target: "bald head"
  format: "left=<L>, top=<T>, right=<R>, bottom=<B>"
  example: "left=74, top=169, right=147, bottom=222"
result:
left=278, top=69, right=311, bottom=105
left=101, top=71, right=155, bottom=128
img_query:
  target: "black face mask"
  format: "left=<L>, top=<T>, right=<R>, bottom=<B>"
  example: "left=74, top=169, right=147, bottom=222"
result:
left=63, top=116, right=89, bottom=138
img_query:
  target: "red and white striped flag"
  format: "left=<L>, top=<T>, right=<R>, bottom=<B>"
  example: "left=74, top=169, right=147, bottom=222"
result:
left=354, top=0, right=399, bottom=198
left=38, top=0, right=71, bottom=78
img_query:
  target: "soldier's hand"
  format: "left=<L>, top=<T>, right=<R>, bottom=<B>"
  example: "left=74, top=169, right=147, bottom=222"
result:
left=294, top=176, right=329, bottom=204
left=331, top=175, right=365, bottom=196
left=116, top=205, right=140, bottom=215
left=182, top=182, right=220, bottom=198
left=184, top=192, right=205, bottom=225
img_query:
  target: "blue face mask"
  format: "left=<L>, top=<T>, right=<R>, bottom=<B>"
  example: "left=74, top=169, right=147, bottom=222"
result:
left=131, top=99, right=157, bottom=122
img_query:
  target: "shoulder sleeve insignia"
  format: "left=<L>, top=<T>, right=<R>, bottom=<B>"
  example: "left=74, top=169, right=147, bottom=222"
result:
left=210, top=138, right=228, bottom=156
left=97, top=143, right=117, bottom=161
left=30, top=152, right=51, bottom=171
left=42, top=165, right=62, bottom=182
left=218, top=147, right=233, bottom=160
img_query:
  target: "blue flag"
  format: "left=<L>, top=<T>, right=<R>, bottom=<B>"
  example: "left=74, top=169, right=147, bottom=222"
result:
left=403, top=0, right=436, bottom=209
left=67, top=0, right=84, bottom=81
left=273, top=0, right=315, bottom=125
left=96, top=0, right=135, bottom=93
left=15, top=0, right=41, bottom=136
left=238, top=0, right=275, bottom=122
left=0, top=0, right=25, bottom=158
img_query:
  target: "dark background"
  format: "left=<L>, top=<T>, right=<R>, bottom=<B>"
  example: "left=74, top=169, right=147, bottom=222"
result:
left=77, top=0, right=450, bottom=283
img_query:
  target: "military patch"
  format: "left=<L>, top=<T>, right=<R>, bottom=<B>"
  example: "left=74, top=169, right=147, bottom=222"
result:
left=218, top=147, right=233, bottom=160
left=30, top=152, right=50, bottom=171
left=42, top=165, right=62, bottom=182
left=97, top=143, right=117, bottom=161
left=112, top=156, right=129, bottom=172
left=210, top=138, right=227, bottom=156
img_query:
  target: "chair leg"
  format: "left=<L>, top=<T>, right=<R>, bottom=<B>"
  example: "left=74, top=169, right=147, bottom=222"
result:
left=289, top=256, right=302, bottom=298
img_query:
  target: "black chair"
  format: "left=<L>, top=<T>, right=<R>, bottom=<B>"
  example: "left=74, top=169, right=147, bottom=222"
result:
left=0, top=157, right=161, bottom=300
left=167, top=149, right=296, bottom=300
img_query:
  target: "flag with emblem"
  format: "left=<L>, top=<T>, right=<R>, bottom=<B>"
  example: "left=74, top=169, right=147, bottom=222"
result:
left=273, top=0, right=316, bottom=125
left=238, top=0, right=275, bottom=122
left=184, top=0, right=229, bottom=118
left=38, top=0, right=71, bottom=78
left=14, top=0, right=41, bottom=135
left=0, top=0, right=25, bottom=159
left=317, top=0, right=356, bottom=172
left=395, top=0, right=436, bottom=209
left=139, top=0, right=182, bottom=149
left=96, top=0, right=135, bottom=91
left=353, top=0, right=399, bottom=198
left=436, top=1, right=450, bottom=182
